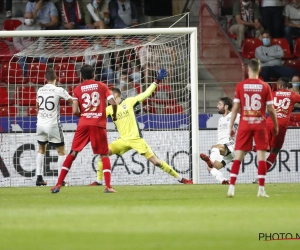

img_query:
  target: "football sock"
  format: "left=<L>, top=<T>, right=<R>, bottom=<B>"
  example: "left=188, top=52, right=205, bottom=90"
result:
left=266, top=153, right=277, bottom=171
left=210, top=168, right=226, bottom=183
left=229, top=160, right=241, bottom=185
left=57, top=155, right=66, bottom=175
left=57, top=154, right=75, bottom=186
left=36, top=153, right=44, bottom=178
left=97, top=158, right=103, bottom=183
left=258, top=160, right=267, bottom=187
left=210, top=148, right=223, bottom=163
left=102, top=157, right=112, bottom=188
left=159, top=161, right=180, bottom=180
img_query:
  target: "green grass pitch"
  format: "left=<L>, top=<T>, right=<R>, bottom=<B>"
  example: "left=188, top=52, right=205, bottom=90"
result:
left=1, top=184, right=300, bottom=250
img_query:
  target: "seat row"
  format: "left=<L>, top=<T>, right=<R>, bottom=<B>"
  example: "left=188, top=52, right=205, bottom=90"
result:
left=0, top=106, right=73, bottom=117
left=241, top=37, right=300, bottom=59
left=0, top=62, right=80, bottom=85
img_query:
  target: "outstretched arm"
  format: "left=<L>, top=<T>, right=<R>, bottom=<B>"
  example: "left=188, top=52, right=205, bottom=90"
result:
left=136, top=68, right=168, bottom=102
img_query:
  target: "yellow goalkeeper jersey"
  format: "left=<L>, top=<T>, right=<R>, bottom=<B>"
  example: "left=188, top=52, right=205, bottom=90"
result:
left=106, top=83, right=157, bottom=140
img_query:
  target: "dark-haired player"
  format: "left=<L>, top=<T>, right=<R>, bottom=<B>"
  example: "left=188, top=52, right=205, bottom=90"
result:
left=200, top=97, right=240, bottom=184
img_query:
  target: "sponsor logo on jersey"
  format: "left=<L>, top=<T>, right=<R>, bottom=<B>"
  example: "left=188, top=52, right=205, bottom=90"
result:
left=81, top=84, right=98, bottom=92
left=243, top=84, right=263, bottom=91
left=276, top=91, right=291, bottom=97
left=122, top=104, right=127, bottom=109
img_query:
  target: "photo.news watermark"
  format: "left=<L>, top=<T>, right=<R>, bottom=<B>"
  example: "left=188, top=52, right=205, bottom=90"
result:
left=259, top=233, right=300, bottom=241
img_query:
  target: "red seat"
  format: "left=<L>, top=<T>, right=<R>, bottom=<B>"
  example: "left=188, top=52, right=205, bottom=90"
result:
left=69, top=39, right=90, bottom=62
left=0, top=84, right=10, bottom=106
left=0, top=40, right=13, bottom=62
left=60, top=106, right=73, bottom=116
left=271, top=38, right=295, bottom=59
left=284, top=59, right=300, bottom=75
left=54, top=63, right=80, bottom=84
left=149, top=84, right=176, bottom=105
left=46, top=40, right=68, bottom=63
left=2, top=19, right=22, bottom=42
left=27, top=63, right=47, bottom=84
left=0, top=62, right=24, bottom=84
left=17, top=86, right=36, bottom=106
left=241, top=38, right=262, bottom=59
left=26, top=106, right=38, bottom=116
left=163, top=104, right=184, bottom=114
left=0, top=106, right=18, bottom=117
left=294, top=38, right=300, bottom=57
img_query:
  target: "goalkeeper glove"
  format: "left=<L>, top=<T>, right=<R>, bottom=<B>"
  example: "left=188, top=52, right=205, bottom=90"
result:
left=155, top=68, right=168, bottom=83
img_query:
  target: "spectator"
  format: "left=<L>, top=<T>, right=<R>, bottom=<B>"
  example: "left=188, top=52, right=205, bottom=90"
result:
left=84, top=39, right=114, bottom=83
left=86, top=0, right=110, bottom=29
left=13, top=12, right=46, bottom=76
left=229, top=0, right=263, bottom=51
left=130, top=65, right=142, bottom=83
left=6, top=0, right=13, bottom=18
left=109, top=0, right=138, bottom=29
left=283, top=0, right=300, bottom=53
left=291, top=75, right=300, bottom=111
left=260, top=0, right=284, bottom=38
left=255, top=30, right=298, bottom=82
left=55, top=0, right=94, bottom=29
left=26, top=0, right=59, bottom=29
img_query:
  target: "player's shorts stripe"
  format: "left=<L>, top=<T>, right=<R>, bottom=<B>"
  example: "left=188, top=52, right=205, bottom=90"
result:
left=103, top=169, right=111, bottom=173
left=107, top=95, right=114, bottom=101
left=230, top=173, right=238, bottom=177
left=233, top=98, right=240, bottom=103
left=62, top=167, right=69, bottom=171
left=266, top=100, right=273, bottom=105
left=258, top=175, right=265, bottom=178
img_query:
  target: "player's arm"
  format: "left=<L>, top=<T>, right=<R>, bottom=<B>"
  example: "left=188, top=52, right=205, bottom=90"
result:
left=136, top=68, right=168, bottom=102
left=229, top=102, right=240, bottom=137
left=267, top=104, right=278, bottom=136
left=72, top=99, right=81, bottom=117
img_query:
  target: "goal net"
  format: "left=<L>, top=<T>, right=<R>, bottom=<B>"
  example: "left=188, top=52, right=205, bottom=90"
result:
left=0, top=28, right=199, bottom=187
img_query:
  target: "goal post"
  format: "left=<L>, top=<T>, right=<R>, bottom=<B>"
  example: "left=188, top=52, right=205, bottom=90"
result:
left=0, top=27, right=199, bottom=186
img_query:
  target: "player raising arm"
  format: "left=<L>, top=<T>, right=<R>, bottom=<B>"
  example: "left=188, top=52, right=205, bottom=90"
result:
left=227, top=59, right=278, bottom=198
left=266, top=77, right=300, bottom=171
left=36, top=68, right=73, bottom=186
left=90, top=68, right=193, bottom=186
left=200, top=97, right=240, bottom=185
left=51, top=65, right=117, bottom=193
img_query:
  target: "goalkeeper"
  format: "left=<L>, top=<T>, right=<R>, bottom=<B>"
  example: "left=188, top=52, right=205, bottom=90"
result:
left=90, top=68, right=193, bottom=185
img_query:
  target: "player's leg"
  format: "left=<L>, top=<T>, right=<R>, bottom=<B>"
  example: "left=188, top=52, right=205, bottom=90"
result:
left=90, top=139, right=129, bottom=186
left=36, top=125, right=48, bottom=186
left=201, top=144, right=229, bottom=184
left=36, top=142, right=47, bottom=186
left=90, top=126, right=117, bottom=193
left=266, top=125, right=286, bottom=171
left=51, top=126, right=89, bottom=193
left=55, top=145, right=69, bottom=186
left=132, top=138, right=193, bottom=184
left=227, top=129, right=251, bottom=197
left=255, top=128, right=270, bottom=198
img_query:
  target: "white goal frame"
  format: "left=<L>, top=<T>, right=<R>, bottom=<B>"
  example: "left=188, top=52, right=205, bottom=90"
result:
left=0, top=27, right=199, bottom=184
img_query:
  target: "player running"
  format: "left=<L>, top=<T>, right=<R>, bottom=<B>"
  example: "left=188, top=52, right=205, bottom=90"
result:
left=36, top=68, right=73, bottom=186
left=200, top=97, right=240, bottom=185
left=266, top=77, right=300, bottom=171
left=51, top=65, right=118, bottom=193
left=89, top=68, right=193, bottom=186
left=227, top=59, right=278, bottom=198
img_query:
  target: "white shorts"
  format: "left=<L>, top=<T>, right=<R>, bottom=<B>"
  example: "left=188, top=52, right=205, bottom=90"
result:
left=36, top=125, right=65, bottom=146
left=222, top=140, right=236, bottom=165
